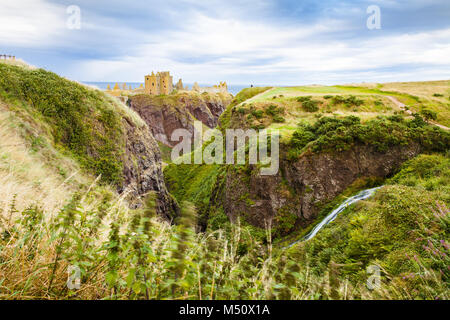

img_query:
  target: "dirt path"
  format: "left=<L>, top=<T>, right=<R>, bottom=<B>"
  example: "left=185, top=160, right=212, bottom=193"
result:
left=386, top=96, right=449, bottom=131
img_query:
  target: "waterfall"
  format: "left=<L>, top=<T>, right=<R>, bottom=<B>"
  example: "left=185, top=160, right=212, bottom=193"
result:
left=286, top=187, right=381, bottom=249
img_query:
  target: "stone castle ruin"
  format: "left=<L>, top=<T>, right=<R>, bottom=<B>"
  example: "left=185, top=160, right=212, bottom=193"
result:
left=105, top=71, right=228, bottom=98
left=145, top=71, right=173, bottom=95
left=191, top=81, right=228, bottom=94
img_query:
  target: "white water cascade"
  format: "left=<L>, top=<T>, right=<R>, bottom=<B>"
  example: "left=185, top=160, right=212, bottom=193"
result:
left=286, top=187, right=381, bottom=249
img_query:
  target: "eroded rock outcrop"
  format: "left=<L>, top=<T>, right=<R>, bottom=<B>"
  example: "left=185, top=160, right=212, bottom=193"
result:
left=119, top=116, right=178, bottom=219
left=129, top=92, right=232, bottom=147
left=223, top=143, right=422, bottom=234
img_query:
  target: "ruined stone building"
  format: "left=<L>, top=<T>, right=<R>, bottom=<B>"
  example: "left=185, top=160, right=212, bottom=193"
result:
left=105, top=70, right=228, bottom=98
left=175, top=79, right=184, bottom=91
left=145, top=71, right=173, bottom=95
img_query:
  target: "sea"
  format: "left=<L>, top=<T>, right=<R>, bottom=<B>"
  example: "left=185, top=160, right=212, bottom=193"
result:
left=82, top=82, right=249, bottom=96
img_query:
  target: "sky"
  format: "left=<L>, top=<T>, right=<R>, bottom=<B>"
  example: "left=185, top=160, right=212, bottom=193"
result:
left=1, top=0, right=450, bottom=86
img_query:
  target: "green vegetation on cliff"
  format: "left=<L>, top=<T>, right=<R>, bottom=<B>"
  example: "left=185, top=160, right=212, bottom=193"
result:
left=0, top=63, right=147, bottom=185
left=284, top=154, right=449, bottom=299
left=288, top=114, right=449, bottom=159
left=219, top=86, right=272, bottom=130
left=164, top=164, right=226, bottom=229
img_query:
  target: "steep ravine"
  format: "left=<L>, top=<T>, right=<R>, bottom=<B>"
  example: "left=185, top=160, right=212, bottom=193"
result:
left=223, top=143, right=422, bottom=235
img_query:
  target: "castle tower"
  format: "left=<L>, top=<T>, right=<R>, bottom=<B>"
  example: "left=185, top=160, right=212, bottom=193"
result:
left=219, top=81, right=228, bottom=92
left=145, top=71, right=173, bottom=95
left=159, top=71, right=173, bottom=95
left=175, top=79, right=184, bottom=91
left=145, top=72, right=159, bottom=95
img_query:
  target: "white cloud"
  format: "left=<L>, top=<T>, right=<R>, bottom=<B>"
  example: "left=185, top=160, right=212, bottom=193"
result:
left=5, top=0, right=448, bottom=85
left=72, top=9, right=450, bottom=84
left=0, top=0, right=67, bottom=47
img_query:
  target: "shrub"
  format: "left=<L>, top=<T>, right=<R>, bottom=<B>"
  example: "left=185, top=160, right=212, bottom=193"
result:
left=420, top=109, right=438, bottom=122
left=289, top=115, right=449, bottom=155
left=273, top=115, right=285, bottom=123
left=302, top=99, right=320, bottom=112
left=237, top=107, right=247, bottom=114
left=297, top=96, right=312, bottom=103
left=251, top=109, right=264, bottom=119
left=265, top=104, right=278, bottom=116
left=331, top=95, right=364, bottom=107
left=251, top=123, right=266, bottom=130
left=290, top=124, right=316, bottom=150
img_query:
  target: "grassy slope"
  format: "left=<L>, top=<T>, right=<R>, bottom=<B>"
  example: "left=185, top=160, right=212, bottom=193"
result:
left=0, top=103, right=88, bottom=217
left=284, top=154, right=449, bottom=299
left=0, top=62, right=146, bottom=185
left=353, top=80, right=450, bottom=126
left=231, top=83, right=450, bottom=137
left=234, top=81, right=449, bottom=133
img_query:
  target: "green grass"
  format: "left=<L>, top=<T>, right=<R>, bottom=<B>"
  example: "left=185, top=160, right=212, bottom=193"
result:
left=157, top=142, right=173, bottom=164
left=285, top=153, right=450, bottom=299
left=164, top=163, right=226, bottom=228
left=0, top=63, right=137, bottom=185
left=219, top=86, right=272, bottom=130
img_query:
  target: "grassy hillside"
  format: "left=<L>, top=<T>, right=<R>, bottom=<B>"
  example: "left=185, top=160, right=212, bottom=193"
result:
left=228, top=83, right=450, bottom=134
left=0, top=63, right=144, bottom=185
left=354, top=80, right=450, bottom=127
left=283, top=154, right=449, bottom=299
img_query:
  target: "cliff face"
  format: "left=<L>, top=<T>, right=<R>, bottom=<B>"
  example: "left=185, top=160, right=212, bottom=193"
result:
left=223, top=143, right=422, bottom=234
left=129, top=92, right=232, bottom=147
left=120, top=116, right=178, bottom=219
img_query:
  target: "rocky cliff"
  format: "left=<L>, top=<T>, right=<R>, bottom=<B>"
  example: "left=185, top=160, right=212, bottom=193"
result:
left=120, top=115, right=178, bottom=219
left=223, top=143, right=423, bottom=235
left=129, top=92, right=232, bottom=147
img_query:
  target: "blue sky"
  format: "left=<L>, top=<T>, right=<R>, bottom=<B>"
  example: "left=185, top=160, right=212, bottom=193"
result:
left=1, top=0, right=450, bottom=85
